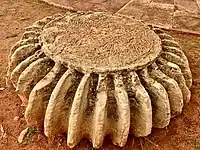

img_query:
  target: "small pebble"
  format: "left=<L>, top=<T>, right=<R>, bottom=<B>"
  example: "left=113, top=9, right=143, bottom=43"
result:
left=19, top=17, right=30, bottom=21
left=14, top=116, right=20, bottom=121
left=0, top=88, right=5, bottom=91
left=0, top=125, right=4, bottom=134
left=18, top=127, right=29, bottom=143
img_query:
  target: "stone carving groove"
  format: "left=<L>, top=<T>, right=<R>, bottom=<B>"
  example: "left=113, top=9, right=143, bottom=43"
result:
left=7, top=12, right=192, bottom=148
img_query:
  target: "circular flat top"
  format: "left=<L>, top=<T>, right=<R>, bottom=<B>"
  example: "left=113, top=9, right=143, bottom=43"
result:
left=41, top=12, right=162, bottom=73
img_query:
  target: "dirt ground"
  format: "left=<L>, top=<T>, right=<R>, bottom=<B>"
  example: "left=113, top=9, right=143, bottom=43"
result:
left=1, top=0, right=200, bottom=150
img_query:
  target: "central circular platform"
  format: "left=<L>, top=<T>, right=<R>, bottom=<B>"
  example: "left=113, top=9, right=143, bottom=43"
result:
left=41, top=12, right=162, bottom=72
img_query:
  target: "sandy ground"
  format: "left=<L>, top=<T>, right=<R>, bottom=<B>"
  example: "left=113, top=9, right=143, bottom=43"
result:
left=1, top=0, right=200, bottom=150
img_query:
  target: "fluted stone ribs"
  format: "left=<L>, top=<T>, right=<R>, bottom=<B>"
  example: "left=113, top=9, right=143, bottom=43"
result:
left=7, top=13, right=192, bottom=148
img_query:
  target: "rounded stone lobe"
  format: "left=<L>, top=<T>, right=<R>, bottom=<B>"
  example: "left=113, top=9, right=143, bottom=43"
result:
left=41, top=13, right=162, bottom=72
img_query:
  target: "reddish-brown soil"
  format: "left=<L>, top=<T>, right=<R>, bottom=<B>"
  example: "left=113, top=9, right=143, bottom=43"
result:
left=1, top=0, right=200, bottom=150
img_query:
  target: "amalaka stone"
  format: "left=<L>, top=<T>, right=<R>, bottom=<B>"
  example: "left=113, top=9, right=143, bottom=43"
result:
left=7, top=12, right=192, bottom=148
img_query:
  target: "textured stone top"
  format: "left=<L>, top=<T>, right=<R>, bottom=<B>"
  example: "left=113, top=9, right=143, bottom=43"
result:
left=41, top=12, right=162, bottom=73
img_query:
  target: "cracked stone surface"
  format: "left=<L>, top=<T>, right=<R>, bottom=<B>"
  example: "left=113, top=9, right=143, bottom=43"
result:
left=7, top=12, right=192, bottom=148
left=39, top=0, right=200, bottom=33
left=40, top=0, right=130, bottom=12
left=141, top=2, right=174, bottom=28
left=117, top=0, right=200, bottom=33
left=152, top=0, right=174, bottom=4
left=174, top=0, right=200, bottom=14
left=173, top=10, right=200, bottom=33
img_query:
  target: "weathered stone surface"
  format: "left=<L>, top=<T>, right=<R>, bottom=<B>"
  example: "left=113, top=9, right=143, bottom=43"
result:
left=161, top=51, right=192, bottom=88
left=138, top=68, right=170, bottom=128
left=9, top=38, right=39, bottom=60
left=67, top=74, right=91, bottom=148
left=8, top=44, right=38, bottom=77
left=39, top=0, right=200, bottom=34
left=25, top=63, right=65, bottom=126
left=149, top=63, right=183, bottom=117
left=112, top=74, right=130, bottom=147
left=41, top=12, right=162, bottom=73
left=6, top=38, right=39, bottom=87
left=156, top=32, right=173, bottom=40
left=157, top=58, right=191, bottom=104
left=44, top=69, right=74, bottom=137
left=174, top=0, right=199, bottom=14
left=16, top=57, right=54, bottom=105
left=116, top=0, right=150, bottom=20
left=22, top=31, right=40, bottom=40
left=7, top=13, right=192, bottom=148
left=92, top=74, right=108, bottom=148
left=155, top=28, right=192, bottom=88
left=141, top=3, right=174, bottom=28
left=41, top=0, right=130, bottom=12
left=173, top=10, right=200, bottom=34
left=10, top=50, right=44, bottom=87
left=152, top=0, right=174, bottom=4
left=117, top=1, right=174, bottom=28
left=127, top=71, right=153, bottom=135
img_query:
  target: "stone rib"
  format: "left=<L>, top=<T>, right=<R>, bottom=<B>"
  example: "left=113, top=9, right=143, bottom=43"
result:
left=152, top=28, right=165, bottom=34
left=152, top=28, right=192, bottom=88
left=25, top=63, right=64, bottom=127
left=10, top=50, right=45, bottom=87
left=32, top=14, right=63, bottom=28
left=37, top=14, right=70, bottom=32
left=16, top=57, right=54, bottom=106
left=112, top=74, right=130, bottom=147
left=9, top=44, right=39, bottom=74
left=161, top=52, right=187, bottom=66
left=67, top=74, right=91, bottom=148
left=157, top=58, right=191, bottom=105
left=22, top=31, right=40, bottom=40
left=128, top=71, right=153, bottom=134
left=162, top=46, right=188, bottom=62
left=155, top=30, right=189, bottom=63
left=22, top=14, right=63, bottom=40
left=148, top=64, right=183, bottom=117
left=44, top=69, right=73, bottom=137
left=25, top=25, right=42, bottom=33
left=161, top=36, right=190, bottom=64
left=161, top=52, right=192, bottom=88
left=158, top=33, right=173, bottom=40
left=8, top=38, right=39, bottom=61
left=7, top=38, right=39, bottom=86
left=92, top=74, right=108, bottom=148
left=138, top=69, right=170, bottom=129
left=7, top=14, right=63, bottom=86
left=162, top=39, right=181, bottom=49
left=25, top=17, right=52, bottom=32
